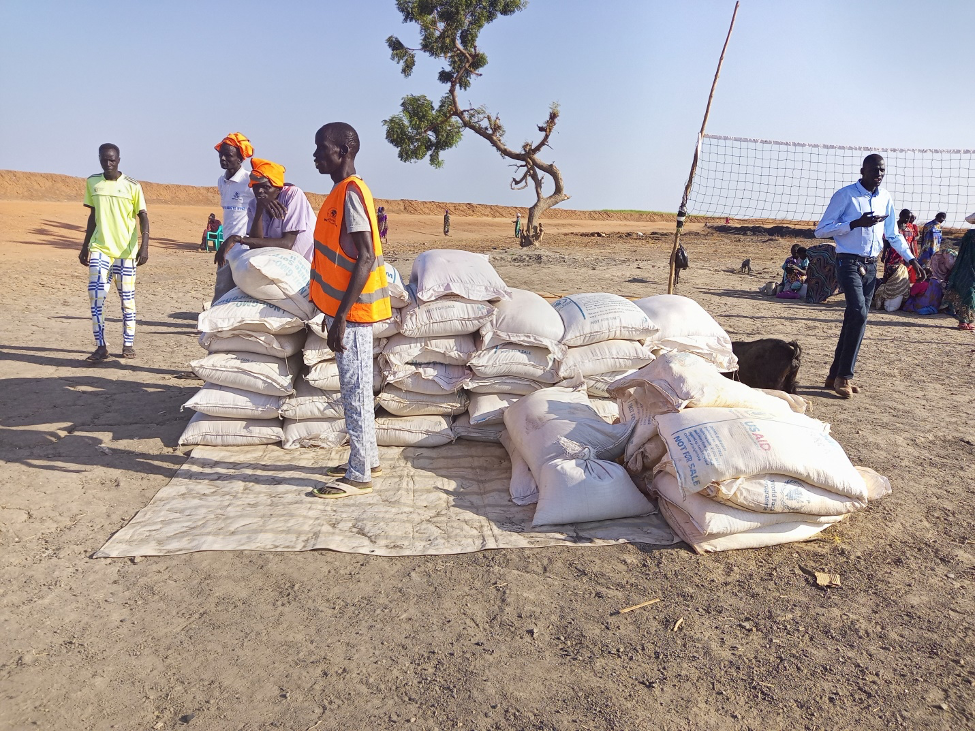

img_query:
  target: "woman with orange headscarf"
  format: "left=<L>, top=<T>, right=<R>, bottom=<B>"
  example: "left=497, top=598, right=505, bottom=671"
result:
left=212, top=133, right=257, bottom=300
left=214, top=157, right=316, bottom=268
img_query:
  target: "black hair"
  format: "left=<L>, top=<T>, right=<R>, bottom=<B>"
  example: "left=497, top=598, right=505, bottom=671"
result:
left=99, top=143, right=120, bottom=156
left=795, top=246, right=808, bottom=258
left=862, top=153, right=884, bottom=167
left=318, top=122, right=360, bottom=156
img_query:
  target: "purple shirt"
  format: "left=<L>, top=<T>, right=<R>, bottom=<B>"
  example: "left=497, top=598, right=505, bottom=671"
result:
left=246, top=184, right=316, bottom=262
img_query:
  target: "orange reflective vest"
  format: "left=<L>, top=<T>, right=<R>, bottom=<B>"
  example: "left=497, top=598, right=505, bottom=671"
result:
left=310, top=176, right=392, bottom=323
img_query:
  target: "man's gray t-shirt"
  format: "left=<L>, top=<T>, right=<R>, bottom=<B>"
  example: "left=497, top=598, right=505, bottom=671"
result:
left=339, top=187, right=372, bottom=259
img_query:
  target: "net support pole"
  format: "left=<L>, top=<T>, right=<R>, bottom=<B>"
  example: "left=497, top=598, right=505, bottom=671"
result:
left=667, top=1, right=740, bottom=294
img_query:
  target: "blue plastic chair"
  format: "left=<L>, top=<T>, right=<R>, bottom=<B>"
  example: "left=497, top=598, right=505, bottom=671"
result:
left=204, top=225, right=224, bottom=252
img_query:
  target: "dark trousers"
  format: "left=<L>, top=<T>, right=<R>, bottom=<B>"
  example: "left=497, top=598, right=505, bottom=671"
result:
left=828, top=255, right=877, bottom=381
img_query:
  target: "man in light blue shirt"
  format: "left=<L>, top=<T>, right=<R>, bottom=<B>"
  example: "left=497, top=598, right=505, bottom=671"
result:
left=814, top=154, right=924, bottom=399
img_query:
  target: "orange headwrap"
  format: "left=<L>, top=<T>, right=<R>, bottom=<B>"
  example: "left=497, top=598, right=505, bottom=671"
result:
left=214, top=132, right=254, bottom=159
left=249, top=158, right=286, bottom=188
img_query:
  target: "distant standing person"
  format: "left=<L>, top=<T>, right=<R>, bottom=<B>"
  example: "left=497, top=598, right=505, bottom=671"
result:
left=214, top=158, right=317, bottom=267
left=814, top=153, right=923, bottom=399
left=514, top=213, right=521, bottom=238
left=79, top=143, right=149, bottom=363
left=377, top=206, right=388, bottom=245
left=943, top=225, right=975, bottom=330
left=443, top=208, right=450, bottom=236
left=918, top=212, right=947, bottom=265
left=309, top=122, right=391, bottom=498
left=213, top=133, right=255, bottom=298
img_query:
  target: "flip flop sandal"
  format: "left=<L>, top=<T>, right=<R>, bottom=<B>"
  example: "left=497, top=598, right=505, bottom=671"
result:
left=312, top=479, right=373, bottom=499
left=122, top=348, right=137, bottom=359
left=326, top=464, right=383, bottom=478
left=85, top=349, right=109, bottom=363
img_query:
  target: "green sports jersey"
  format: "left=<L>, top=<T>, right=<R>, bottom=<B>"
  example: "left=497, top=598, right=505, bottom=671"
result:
left=84, top=173, right=147, bottom=259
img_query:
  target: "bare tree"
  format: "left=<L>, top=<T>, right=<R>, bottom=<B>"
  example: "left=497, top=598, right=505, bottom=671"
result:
left=384, top=0, right=569, bottom=246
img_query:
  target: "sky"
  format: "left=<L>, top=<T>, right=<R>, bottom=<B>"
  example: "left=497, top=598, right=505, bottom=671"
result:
left=1, top=0, right=974, bottom=213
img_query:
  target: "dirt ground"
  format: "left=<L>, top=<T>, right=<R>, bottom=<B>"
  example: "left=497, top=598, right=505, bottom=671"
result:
left=0, top=180, right=974, bottom=731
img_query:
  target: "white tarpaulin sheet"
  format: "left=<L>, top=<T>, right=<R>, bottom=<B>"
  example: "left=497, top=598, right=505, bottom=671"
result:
left=95, top=443, right=676, bottom=558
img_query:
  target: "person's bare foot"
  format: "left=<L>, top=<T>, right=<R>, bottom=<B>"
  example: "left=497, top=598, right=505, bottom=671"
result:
left=85, top=345, right=109, bottom=363
left=122, top=346, right=136, bottom=359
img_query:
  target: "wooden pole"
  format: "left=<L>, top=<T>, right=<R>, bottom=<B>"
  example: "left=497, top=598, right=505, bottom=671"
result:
left=667, top=1, right=740, bottom=294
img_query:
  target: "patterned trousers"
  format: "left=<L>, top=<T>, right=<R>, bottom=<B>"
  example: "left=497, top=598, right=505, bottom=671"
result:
left=334, top=321, right=379, bottom=482
left=88, top=251, right=137, bottom=347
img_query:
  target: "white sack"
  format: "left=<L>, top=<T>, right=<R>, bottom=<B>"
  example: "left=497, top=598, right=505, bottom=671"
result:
left=451, top=413, right=506, bottom=443
left=376, top=386, right=469, bottom=417
left=589, top=398, right=619, bottom=424
left=181, top=384, right=283, bottom=420
left=634, top=294, right=736, bottom=371
left=532, top=458, right=653, bottom=527
left=480, top=288, right=566, bottom=357
left=584, top=370, right=637, bottom=398
left=382, top=333, right=477, bottom=368
left=306, top=359, right=383, bottom=393
left=700, top=466, right=888, bottom=515
left=385, top=265, right=410, bottom=308
left=652, top=471, right=846, bottom=536
left=657, top=498, right=831, bottom=555
left=465, top=375, right=546, bottom=396
left=190, top=352, right=298, bottom=397
left=198, top=287, right=305, bottom=335
left=199, top=330, right=306, bottom=359
left=469, top=343, right=560, bottom=382
left=502, top=387, right=634, bottom=476
left=226, top=245, right=316, bottom=319
left=399, top=292, right=496, bottom=338
left=281, top=418, right=347, bottom=450
left=384, top=363, right=470, bottom=394
left=757, top=389, right=808, bottom=414
left=303, top=329, right=386, bottom=366
left=279, top=379, right=344, bottom=421
left=411, top=249, right=511, bottom=303
left=553, top=293, right=658, bottom=347
left=468, top=392, right=521, bottom=425
left=608, top=352, right=795, bottom=414
left=654, top=407, right=866, bottom=500
left=559, top=340, right=654, bottom=379
left=500, top=431, right=538, bottom=506
left=375, top=413, right=454, bottom=447
left=178, top=412, right=283, bottom=447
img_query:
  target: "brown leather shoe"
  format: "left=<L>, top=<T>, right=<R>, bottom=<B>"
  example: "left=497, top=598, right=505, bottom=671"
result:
left=833, top=377, right=853, bottom=399
left=824, top=376, right=834, bottom=389
left=849, top=383, right=860, bottom=393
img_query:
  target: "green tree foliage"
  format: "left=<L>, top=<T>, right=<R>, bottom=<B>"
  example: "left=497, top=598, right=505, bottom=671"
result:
left=384, top=0, right=569, bottom=245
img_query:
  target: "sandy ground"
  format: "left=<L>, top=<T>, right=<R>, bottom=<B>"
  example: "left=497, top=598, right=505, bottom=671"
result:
left=0, top=194, right=974, bottom=731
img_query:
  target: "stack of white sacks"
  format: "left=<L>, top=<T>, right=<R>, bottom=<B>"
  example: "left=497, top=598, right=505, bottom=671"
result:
left=178, top=246, right=892, bottom=552
left=180, top=246, right=314, bottom=447
left=607, top=350, right=891, bottom=553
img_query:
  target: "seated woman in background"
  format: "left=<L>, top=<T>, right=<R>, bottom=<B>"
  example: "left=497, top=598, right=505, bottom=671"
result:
left=872, top=239, right=912, bottom=311
left=943, top=227, right=975, bottom=330
left=900, top=268, right=945, bottom=315
left=929, top=247, right=957, bottom=284
left=777, top=245, right=808, bottom=298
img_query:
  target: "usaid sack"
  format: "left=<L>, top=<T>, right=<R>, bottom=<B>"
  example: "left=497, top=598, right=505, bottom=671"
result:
left=500, top=430, right=538, bottom=505
left=386, top=265, right=410, bottom=308
left=559, top=340, right=654, bottom=379
left=480, top=288, right=566, bottom=357
left=181, top=384, right=284, bottom=419
left=634, top=294, right=736, bottom=371
left=306, top=311, right=399, bottom=342
left=464, top=375, right=546, bottom=396
left=468, top=392, right=522, bottom=425
left=553, top=293, right=658, bottom=347
left=608, top=352, right=794, bottom=414
left=451, top=413, right=506, bottom=443
left=468, top=343, right=560, bottom=382
left=304, top=330, right=386, bottom=366
left=306, top=359, right=383, bottom=393
left=280, top=379, right=344, bottom=420
left=226, top=245, right=316, bottom=319
left=190, top=352, right=298, bottom=397
left=178, top=412, right=284, bottom=447
left=375, top=413, right=454, bottom=447
left=282, top=418, right=347, bottom=450
left=399, top=292, right=496, bottom=338
left=376, top=386, right=469, bottom=417
left=382, top=333, right=477, bottom=369
left=200, top=330, right=306, bottom=359
left=384, top=363, right=470, bottom=394
left=198, top=287, right=305, bottom=335
left=531, top=458, right=653, bottom=526
left=411, top=249, right=511, bottom=302
left=655, top=407, right=866, bottom=500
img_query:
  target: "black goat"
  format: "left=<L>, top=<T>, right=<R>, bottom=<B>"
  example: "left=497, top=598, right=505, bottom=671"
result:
left=725, top=339, right=802, bottom=394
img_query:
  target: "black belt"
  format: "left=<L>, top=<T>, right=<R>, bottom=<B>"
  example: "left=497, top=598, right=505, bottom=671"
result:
left=837, top=253, right=878, bottom=264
